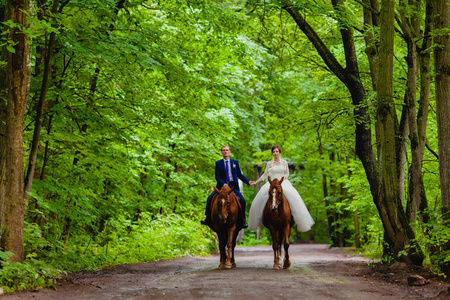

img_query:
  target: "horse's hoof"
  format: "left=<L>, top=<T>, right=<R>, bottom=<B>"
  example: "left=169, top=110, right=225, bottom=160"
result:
left=283, top=260, right=291, bottom=269
left=218, top=264, right=226, bottom=269
left=232, top=263, right=237, bottom=268
left=225, top=263, right=233, bottom=269
left=273, top=265, right=280, bottom=270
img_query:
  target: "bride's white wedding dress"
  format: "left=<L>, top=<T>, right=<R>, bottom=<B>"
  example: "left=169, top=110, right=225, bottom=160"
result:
left=248, top=158, right=315, bottom=232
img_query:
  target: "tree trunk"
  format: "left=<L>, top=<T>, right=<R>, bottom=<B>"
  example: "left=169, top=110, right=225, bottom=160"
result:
left=0, top=2, right=7, bottom=253
left=0, top=78, right=6, bottom=253
left=24, top=0, right=60, bottom=200
left=396, top=0, right=429, bottom=224
left=434, top=0, right=450, bottom=211
left=433, top=0, right=450, bottom=276
left=415, top=0, right=433, bottom=224
left=362, top=0, right=382, bottom=161
left=1, top=0, right=33, bottom=263
left=318, top=142, right=334, bottom=242
left=346, top=156, right=360, bottom=248
left=378, top=0, right=416, bottom=262
left=354, top=210, right=360, bottom=248
left=397, top=98, right=409, bottom=203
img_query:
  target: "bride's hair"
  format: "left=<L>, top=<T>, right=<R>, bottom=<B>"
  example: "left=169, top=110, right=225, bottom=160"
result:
left=271, top=145, right=282, bottom=154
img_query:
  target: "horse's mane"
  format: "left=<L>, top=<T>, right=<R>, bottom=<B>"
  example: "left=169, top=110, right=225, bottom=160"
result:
left=220, top=185, right=232, bottom=193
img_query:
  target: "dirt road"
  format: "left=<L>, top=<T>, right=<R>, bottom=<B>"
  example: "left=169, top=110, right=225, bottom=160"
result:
left=2, top=244, right=449, bottom=299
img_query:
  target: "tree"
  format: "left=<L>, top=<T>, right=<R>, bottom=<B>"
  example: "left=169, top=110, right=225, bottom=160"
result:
left=376, top=0, right=421, bottom=262
left=0, top=0, right=33, bottom=263
left=434, top=0, right=450, bottom=275
left=272, top=0, right=424, bottom=264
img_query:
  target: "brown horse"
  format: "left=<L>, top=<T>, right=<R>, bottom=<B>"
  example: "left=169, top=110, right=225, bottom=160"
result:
left=210, top=185, right=242, bottom=269
left=262, top=176, right=294, bottom=270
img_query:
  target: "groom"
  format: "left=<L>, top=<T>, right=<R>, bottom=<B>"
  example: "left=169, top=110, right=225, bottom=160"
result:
left=201, top=145, right=255, bottom=228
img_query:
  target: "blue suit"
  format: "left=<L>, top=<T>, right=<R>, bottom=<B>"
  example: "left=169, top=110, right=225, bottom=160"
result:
left=204, top=158, right=251, bottom=223
left=214, top=159, right=250, bottom=200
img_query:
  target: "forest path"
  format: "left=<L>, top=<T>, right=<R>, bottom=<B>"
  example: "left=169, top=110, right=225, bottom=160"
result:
left=2, top=244, right=449, bottom=299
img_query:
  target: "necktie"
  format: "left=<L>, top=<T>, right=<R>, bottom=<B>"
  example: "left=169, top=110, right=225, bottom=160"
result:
left=225, top=160, right=230, bottom=182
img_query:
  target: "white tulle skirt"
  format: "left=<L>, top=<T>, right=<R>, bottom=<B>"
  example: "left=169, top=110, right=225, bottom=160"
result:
left=248, top=179, right=315, bottom=232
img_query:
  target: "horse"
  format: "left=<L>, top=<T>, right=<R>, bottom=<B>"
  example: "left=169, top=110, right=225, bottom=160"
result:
left=209, top=184, right=242, bottom=269
left=262, top=176, right=294, bottom=270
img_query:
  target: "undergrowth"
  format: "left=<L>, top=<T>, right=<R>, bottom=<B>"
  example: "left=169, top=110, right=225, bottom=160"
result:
left=0, top=213, right=216, bottom=293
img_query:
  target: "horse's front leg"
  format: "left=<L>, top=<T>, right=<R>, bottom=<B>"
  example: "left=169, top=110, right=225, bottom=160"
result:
left=271, top=228, right=281, bottom=270
left=225, top=226, right=236, bottom=269
left=230, top=230, right=238, bottom=268
left=283, top=225, right=291, bottom=269
left=218, top=233, right=227, bottom=269
left=277, top=230, right=283, bottom=269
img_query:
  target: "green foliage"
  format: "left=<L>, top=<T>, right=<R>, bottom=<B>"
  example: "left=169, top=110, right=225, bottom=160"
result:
left=102, top=213, right=217, bottom=265
left=415, top=210, right=450, bottom=277
left=0, top=214, right=216, bottom=292
left=48, top=214, right=216, bottom=272
left=0, top=254, right=62, bottom=293
left=2, top=0, right=447, bottom=292
left=239, top=228, right=271, bottom=246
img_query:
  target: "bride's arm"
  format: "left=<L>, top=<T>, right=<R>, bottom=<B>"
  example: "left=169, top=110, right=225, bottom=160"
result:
left=283, top=160, right=289, bottom=180
left=255, top=161, right=271, bottom=184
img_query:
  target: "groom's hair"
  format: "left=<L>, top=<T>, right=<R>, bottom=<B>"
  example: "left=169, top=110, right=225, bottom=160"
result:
left=221, top=145, right=230, bottom=151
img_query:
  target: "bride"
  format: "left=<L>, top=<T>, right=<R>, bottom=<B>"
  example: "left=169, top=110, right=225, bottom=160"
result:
left=248, top=145, right=315, bottom=232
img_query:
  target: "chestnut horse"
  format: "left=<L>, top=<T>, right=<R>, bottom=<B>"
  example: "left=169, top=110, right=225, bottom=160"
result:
left=209, top=185, right=242, bottom=269
left=262, top=176, right=294, bottom=270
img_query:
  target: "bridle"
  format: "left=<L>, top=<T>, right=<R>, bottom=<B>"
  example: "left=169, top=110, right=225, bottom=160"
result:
left=218, top=192, right=233, bottom=223
left=269, top=185, right=283, bottom=213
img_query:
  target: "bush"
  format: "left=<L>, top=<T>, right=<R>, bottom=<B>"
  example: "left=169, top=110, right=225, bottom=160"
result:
left=0, top=252, right=63, bottom=293
left=0, top=214, right=217, bottom=293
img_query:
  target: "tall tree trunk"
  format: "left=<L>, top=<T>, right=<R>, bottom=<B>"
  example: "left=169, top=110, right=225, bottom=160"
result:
left=346, top=156, right=360, bottom=248
left=376, top=0, right=421, bottom=264
left=0, top=84, right=6, bottom=253
left=1, top=0, right=33, bottom=263
left=280, top=0, right=424, bottom=264
left=362, top=0, right=382, bottom=160
left=329, top=151, right=339, bottom=247
left=433, top=0, right=450, bottom=276
left=24, top=0, right=60, bottom=200
left=0, top=4, right=8, bottom=252
left=353, top=210, right=360, bottom=248
left=415, top=0, right=433, bottom=224
left=397, top=98, right=409, bottom=203
left=396, top=0, right=429, bottom=223
left=318, top=141, right=334, bottom=242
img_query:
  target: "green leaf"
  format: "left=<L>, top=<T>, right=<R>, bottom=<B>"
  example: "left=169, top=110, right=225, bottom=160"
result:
left=6, top=45, right=15, bottom=53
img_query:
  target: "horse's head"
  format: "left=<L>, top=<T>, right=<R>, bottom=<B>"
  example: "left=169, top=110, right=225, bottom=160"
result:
left=214, top=185, right=235, bottom=224
left=268, top=176, right=284, bottom=213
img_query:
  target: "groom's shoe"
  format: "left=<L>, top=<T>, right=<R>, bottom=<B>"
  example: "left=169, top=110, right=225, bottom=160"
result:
left=241, top=216, right=248, bottom=229
left=201, top=217, right=211, bottom=226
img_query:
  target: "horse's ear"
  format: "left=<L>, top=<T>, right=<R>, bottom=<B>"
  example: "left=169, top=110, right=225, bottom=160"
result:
left=279, top=177, right=284, bottom=184
left=214, top=186, right=220, bottom=193
left=228, top=187, right=235, bottom=194
left=268, top=176, right=272, bottom=183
